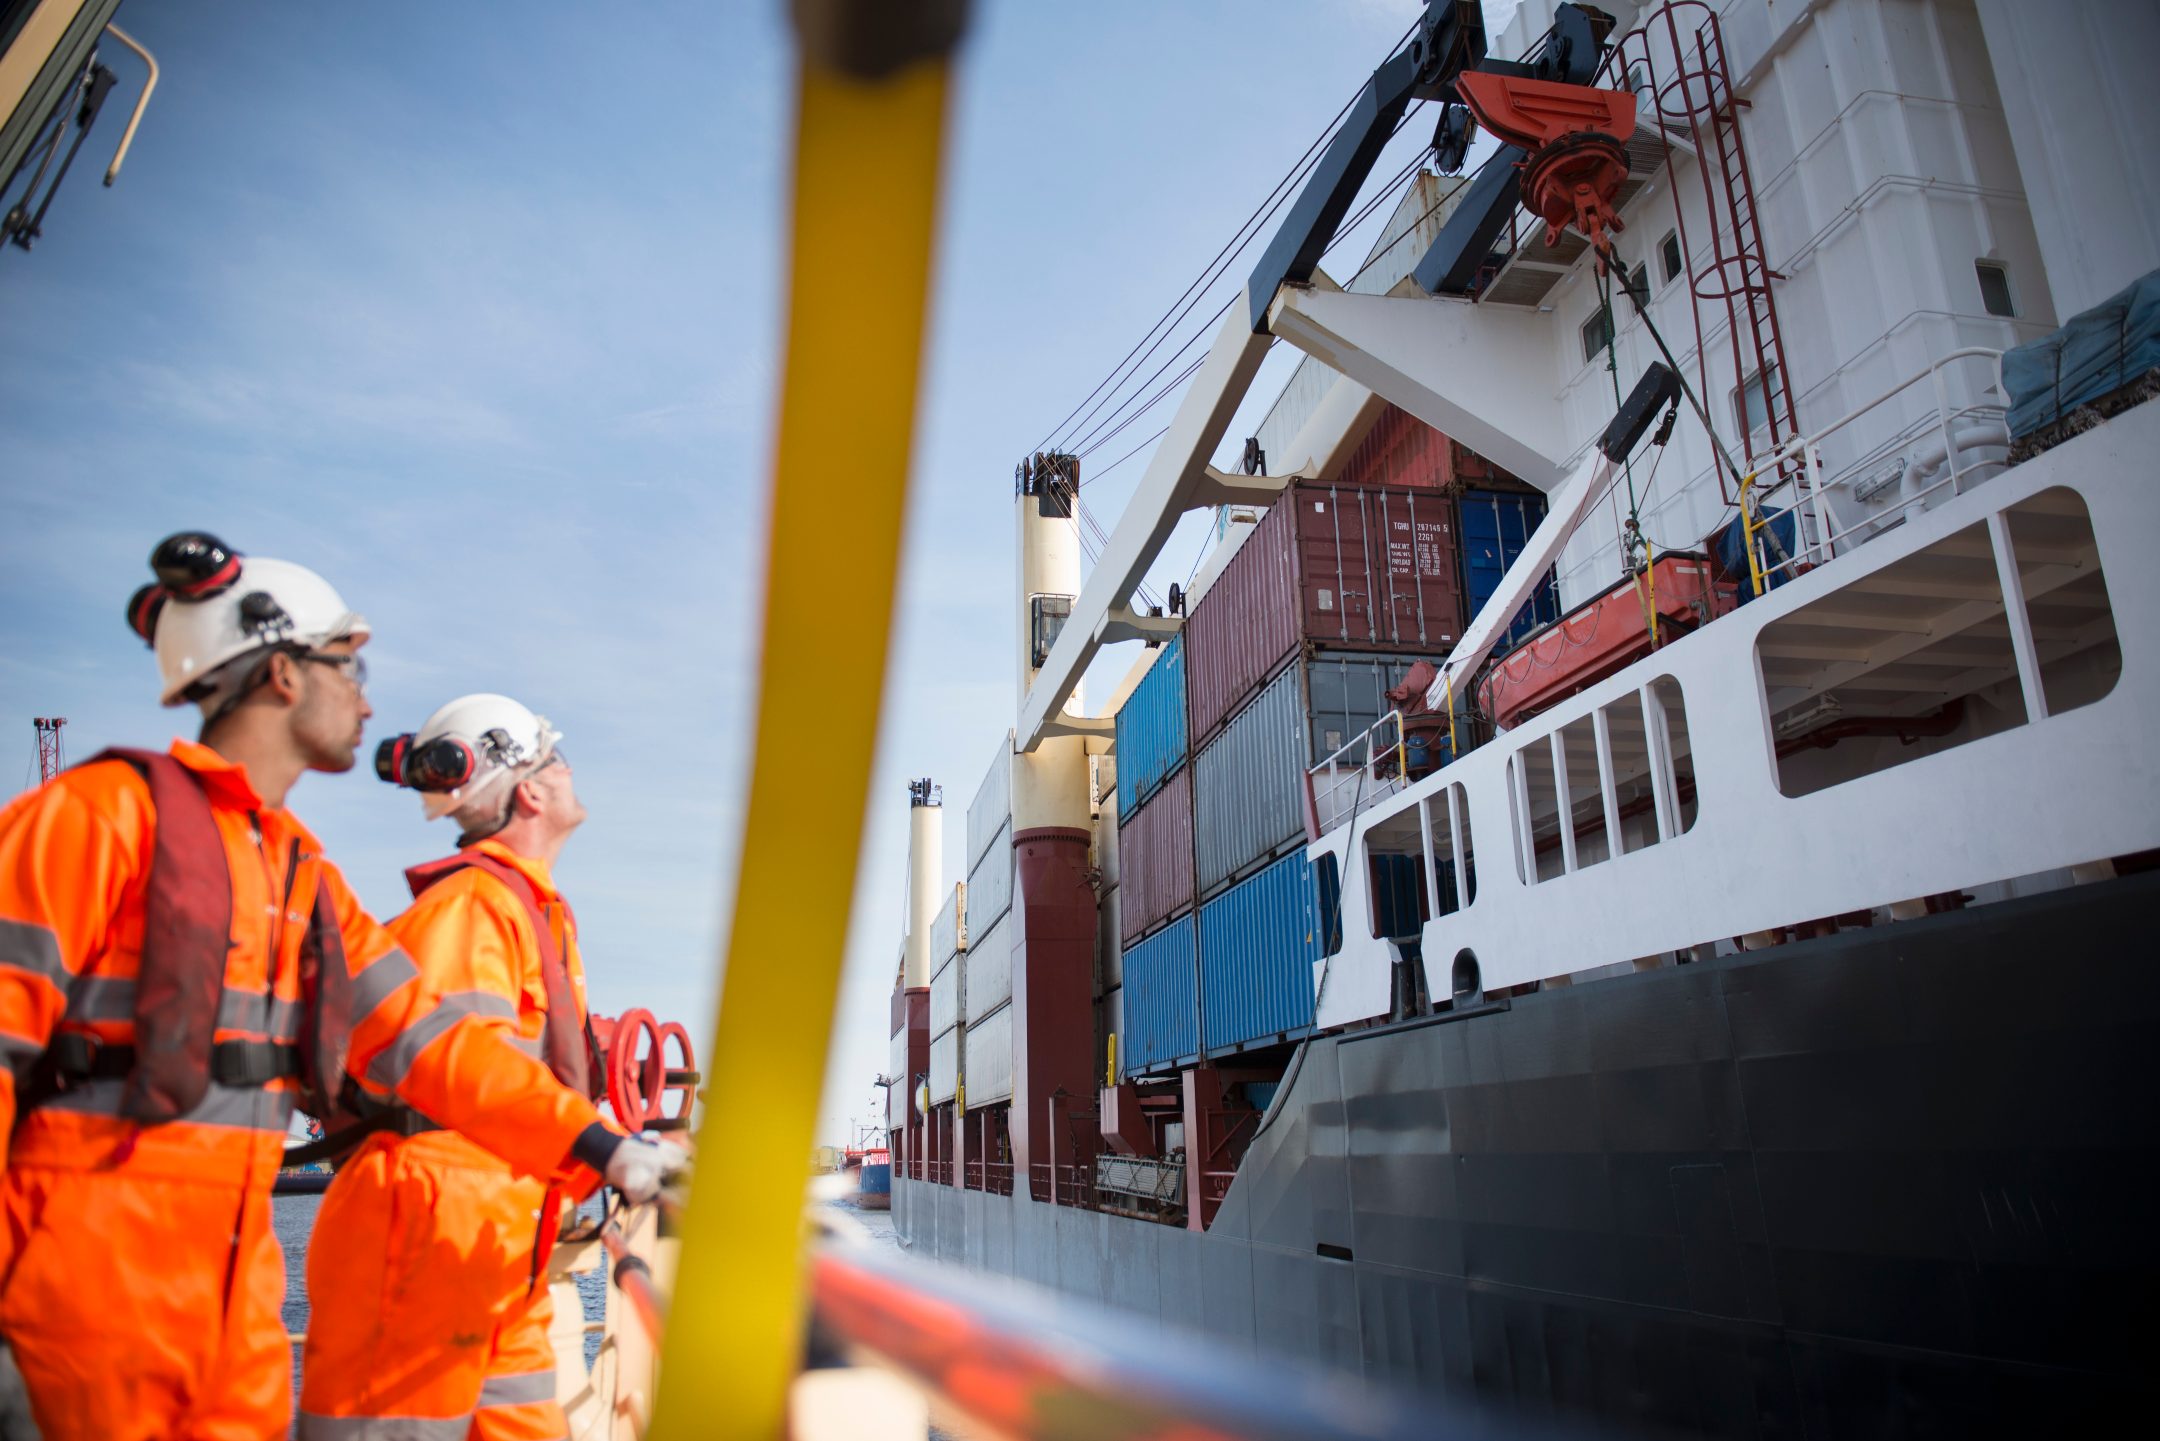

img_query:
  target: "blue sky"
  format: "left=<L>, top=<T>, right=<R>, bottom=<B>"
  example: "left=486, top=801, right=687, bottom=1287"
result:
left=1, top=0, right=1448, bottom=1144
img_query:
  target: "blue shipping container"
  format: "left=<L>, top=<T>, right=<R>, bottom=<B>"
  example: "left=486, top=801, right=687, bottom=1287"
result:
left=1199, top=850, right=1322, bottom=1055
left=1457, top=489, right=1563, bottom=654
left=1114, top=634, right=1187, bottom=816
left=1120, top=914, right=1198, bottom=1075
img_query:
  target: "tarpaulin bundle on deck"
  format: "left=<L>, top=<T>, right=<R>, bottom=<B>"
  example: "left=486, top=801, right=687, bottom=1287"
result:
left=2004, top=267, right=2160, bottom=439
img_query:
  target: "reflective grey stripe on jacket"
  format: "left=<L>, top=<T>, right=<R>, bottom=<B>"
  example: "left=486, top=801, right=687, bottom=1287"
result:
left=61, top=976, right=300, bottom=1038
left=34, top=1075, right=295, bottom=1133
left=348, top=946, right=420, bottom=1020
left=297, top=1413, right=474, bottom=1441
left=365, top=991, right=517, bottom=1092
left=476, top=1368, right=556, bottom=1409
left=0, top=917, right=68, bottom=992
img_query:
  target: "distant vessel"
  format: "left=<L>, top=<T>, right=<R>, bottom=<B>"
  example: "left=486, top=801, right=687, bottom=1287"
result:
left=886, top=1, right=2160, bottom=1434
left=853, top=1148, right=892, bottom=1212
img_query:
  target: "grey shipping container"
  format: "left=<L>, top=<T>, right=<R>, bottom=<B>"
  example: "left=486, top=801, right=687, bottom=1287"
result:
left=929, top=1026, right=960, bottom=1105
left=965, top=1001, right=1013, bottom=1106
left=966, top=912, right=1014, bottom=1020
left=1095, top=790, right=1121, bottom=892
left=966, top=731, right=1013, bottom=874
left=887, top=1029, right=908, bottom=1128
left=1194, top=662, right=1307, bottom=898
left=1116, top=767, right=1194, bottom=945
left=930, top=953, right=961, bottom=1037
left=1304, top=650, right=1431, bottom=760
left=930, top=881, right=966, bottom=965
left=1192, top=650, right=1431, bottom=899
left=967, top=822, right=1013, bottom=935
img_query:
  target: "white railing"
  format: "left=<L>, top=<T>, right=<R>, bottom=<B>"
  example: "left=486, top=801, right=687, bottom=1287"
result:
left=1736, top=347, right=2007, bottom=592
left=1305, top=709, right=1408, bottom=836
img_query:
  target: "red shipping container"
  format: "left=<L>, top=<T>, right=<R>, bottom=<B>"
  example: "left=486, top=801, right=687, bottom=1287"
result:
left=1337, top=405, right=1506, bottom=492
left=1117, top=767, right=1193, bottom=945
left=1186, top=480, right=1466, bottom=745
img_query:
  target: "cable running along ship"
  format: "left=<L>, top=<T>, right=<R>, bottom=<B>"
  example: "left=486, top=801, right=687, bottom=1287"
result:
left=884, top=1, right=2160, bottom=1434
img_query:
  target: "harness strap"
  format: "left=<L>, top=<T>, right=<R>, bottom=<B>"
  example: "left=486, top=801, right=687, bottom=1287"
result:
left=405, top=850, right=599, bottom=1099
left=21, top=1035, right=300, bottom=1113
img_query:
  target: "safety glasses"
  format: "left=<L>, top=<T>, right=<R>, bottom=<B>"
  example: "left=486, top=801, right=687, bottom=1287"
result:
left=296, top=650, right=368, bottom=692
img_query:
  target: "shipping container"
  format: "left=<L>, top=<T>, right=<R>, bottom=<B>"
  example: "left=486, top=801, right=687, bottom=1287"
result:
left=930, top=881, right=966, bottom=966
left=1186, top=480, right=1465, bottom=744
left=1113, top=634, right=1187, bottom=815
left=930, top=953, right=960, bottom=1037
left=1190, top=649, right=1432, bottom=898
left=1193, top=662, right=1306, bottom=897
left=1116, top=767, right=1194, bottom=945
left=929, top=1025, right=960, bottom=1105
left=965, top=1001, right=1014, bottom=1106
left=1336, top=404, right=1504, bottom=493
left=966, top=912, right=1013, bottom=1019
left=1199, top=849, right=1323, bottom=1056
left=1304, top=649, right=1430, bottom=759
left=1120, top=915, right=1199, bottom=1075
left=1456, top=487, right=1562, bottom=653
left=966, top=731, right=1013, bottom=875
left=967, top=823, right=1013, bottom=935
left=887, top=1028, right=909, bottom=1128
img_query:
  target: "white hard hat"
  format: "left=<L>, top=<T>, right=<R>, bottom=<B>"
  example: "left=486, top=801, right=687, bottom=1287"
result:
left=128, top=532, right=369, bottom=708
left=384, top=693, right=561, bottom=824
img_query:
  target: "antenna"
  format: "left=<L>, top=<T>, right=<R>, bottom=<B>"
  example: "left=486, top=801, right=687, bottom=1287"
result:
left=33, top=718, right=66, bottom=783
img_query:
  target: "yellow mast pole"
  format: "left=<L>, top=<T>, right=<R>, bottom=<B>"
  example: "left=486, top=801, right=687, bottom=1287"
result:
left=650, top=4, right=964, bottom=1437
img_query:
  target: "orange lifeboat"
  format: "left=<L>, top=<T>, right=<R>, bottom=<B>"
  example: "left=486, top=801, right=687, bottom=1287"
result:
left=1478, top=553, right=1736, bottom=730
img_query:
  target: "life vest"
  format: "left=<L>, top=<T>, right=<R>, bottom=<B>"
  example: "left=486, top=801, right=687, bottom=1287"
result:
left=403, top=850, right=604, bottom=1100
left=25, top=748, right=310, bottom=1123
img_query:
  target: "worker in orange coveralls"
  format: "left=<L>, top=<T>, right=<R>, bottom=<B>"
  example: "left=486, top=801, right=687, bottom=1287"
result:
left=0, top=533, right=679, bottom=1441
left=300, top=692, right=678, bottom=1440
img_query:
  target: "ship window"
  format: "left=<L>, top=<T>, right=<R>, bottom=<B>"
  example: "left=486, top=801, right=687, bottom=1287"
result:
left=1975, top=260, right=2015, bottom=318
left=1556, top=715, right=1612, bottom=869
left=1314, top=851, right=1344, bottom=958
left=1422, top=783, right=1477, bottom=915
left=1582, top=680, right=1698, bottom=855
left=1660, top=230, right=1682, bottom=284
left=1362, top=810, right=1428, bottom=941
left=1732, top=364, right=1779, bottom=442
left=1624, top=263, right=1650, bottom=308
left=1756, top=488, right=2116, bottom=798
left=1581, top=305, right=1613, bottom=364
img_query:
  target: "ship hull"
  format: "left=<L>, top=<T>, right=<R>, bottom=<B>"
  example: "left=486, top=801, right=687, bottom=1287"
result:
left=896, top=871, right=2160, bottom=1436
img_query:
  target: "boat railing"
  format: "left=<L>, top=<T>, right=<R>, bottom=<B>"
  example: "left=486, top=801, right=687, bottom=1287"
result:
left=801, top=1220, right=1561, bottom=1441
left=1735, top=346, right=2007, bottom=590
left=1305, top=708, right=1408, bottom=837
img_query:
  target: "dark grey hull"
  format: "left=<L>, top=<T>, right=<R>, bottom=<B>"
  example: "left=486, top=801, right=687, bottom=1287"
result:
left=896, top=870, right=2160, bottom=1437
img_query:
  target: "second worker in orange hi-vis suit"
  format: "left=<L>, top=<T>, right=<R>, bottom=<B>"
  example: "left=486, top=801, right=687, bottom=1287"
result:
left=299, top=693, right=678, bottom=1441
left=0, top=533, right=678, bottom=1441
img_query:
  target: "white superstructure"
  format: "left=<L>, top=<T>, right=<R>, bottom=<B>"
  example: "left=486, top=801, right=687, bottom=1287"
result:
left=1007, top=0, right=2159, bottom=1031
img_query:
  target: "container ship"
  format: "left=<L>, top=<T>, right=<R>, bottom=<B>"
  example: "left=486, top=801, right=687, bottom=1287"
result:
left=885, top=0, right=2160, bottom=1434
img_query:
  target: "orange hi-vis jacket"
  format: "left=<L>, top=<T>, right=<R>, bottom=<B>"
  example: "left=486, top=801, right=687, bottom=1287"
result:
left=301, top=841, right=602, bottom=1440
left=0, top=741, right=610, bottom=1441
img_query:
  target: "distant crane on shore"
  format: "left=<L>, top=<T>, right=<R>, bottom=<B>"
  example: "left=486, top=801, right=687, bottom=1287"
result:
left=33, top=717, right=66, bottom=784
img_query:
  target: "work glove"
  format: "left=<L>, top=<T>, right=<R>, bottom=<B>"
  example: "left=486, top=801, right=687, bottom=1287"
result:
left=605, top=1134, right=688, bottom=1205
